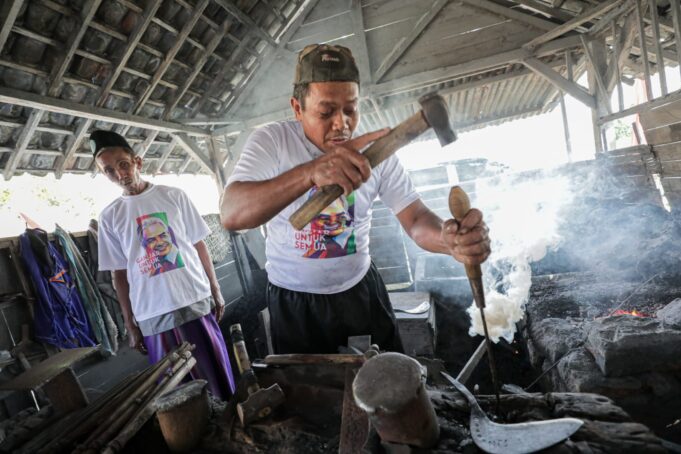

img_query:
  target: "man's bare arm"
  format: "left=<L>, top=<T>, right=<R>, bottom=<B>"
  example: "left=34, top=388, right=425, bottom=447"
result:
left=194, top=240, right=225, bottom=322
left=112, top=270, right=147, bottom=354
left=220, top=129, right=388, bottom=231
left=397, top=199, right=490, bottom=265
left=221, top=164, right=315, bottom=230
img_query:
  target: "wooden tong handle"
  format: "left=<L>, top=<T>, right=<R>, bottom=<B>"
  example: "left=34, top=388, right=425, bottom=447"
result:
left=448, top=186, right=482, bottom=281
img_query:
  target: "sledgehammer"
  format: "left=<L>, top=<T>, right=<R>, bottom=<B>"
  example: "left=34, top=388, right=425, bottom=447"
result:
left=229, top=324, right=285, bottom=426
left=289, top=92, right=457, bottom=230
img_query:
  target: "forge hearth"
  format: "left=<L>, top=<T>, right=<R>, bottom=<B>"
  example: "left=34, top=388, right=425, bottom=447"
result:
left=193, top=361, right=668, bottom=453
left=524, top=272, right=681, bottom=442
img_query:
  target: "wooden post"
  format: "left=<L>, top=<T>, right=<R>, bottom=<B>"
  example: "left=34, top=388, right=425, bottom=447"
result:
left=635, top=0, right=653, bottom=100
left=612, top=22, right=624, bottom=112
left=586, top=38, right=610, bottom=153
left=671, top=0, right=681, bottom=79
left=648, top=0, right=667, bottom=96
left=561, top=51, right=573, bottom=162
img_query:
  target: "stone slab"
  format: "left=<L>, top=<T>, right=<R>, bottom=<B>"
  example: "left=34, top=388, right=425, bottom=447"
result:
left=585, top=315, right=681, bottom=377
left=657, top=298, right=681, bottom=329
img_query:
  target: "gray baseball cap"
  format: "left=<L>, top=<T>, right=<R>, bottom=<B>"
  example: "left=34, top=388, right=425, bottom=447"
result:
left=294, top=44, right=360, bottom=85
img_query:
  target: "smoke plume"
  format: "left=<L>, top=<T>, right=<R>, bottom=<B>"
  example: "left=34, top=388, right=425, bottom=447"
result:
left=467, top=174, right=574, bottom=342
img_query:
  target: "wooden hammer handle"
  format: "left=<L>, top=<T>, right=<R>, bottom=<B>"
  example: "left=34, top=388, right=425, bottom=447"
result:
left=230, top=324, right=252, bottom=373
left=448, top=186, right=482, bottom=281
left=289, top=111, right=430, bottom=230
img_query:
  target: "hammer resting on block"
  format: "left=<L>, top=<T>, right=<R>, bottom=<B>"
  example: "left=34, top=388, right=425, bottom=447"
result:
left=289, top=92, right=457, bottom=230
left=229, top=324, right=285, bottom=426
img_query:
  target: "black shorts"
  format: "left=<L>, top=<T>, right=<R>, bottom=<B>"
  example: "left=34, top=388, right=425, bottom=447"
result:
left=266, top=263, right=404, bottom=354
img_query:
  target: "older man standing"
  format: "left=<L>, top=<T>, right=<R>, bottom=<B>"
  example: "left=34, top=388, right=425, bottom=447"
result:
left=220, top=44, right=491, bottom=354
left=92, top=130, right=234, bottom=399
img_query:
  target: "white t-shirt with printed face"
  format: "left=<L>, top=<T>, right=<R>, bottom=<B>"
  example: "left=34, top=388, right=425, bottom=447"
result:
left=227, top=120, right=419, bottom=294
left=98, top=185, right=212, bottom=321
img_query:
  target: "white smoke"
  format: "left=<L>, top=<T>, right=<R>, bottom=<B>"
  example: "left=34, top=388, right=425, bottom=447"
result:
left=467, top=173, right=574, bottom=342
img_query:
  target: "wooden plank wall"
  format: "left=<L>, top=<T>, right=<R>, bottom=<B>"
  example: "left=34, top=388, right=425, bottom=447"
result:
left=639, top=98, right=681, bottom=207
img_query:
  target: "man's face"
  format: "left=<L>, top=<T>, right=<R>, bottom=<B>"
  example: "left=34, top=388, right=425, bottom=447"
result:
left=142, top=221, right=173, bottom=257
left=95, top=147, right=142, bottom=191
left=291, top=82, right=360, bottom=154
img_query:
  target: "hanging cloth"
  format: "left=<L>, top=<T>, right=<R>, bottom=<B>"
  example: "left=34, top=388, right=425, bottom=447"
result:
left=87, top=219, right=127, bottom=339
left=19, top=228, right=96, bottom=349
left=54, top=225, right=118, bottom=355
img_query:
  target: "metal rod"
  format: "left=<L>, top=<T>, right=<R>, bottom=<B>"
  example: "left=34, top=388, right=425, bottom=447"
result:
left=478, top=307, right=500, bottom=413
left=457, top=339, right=486, bottom=385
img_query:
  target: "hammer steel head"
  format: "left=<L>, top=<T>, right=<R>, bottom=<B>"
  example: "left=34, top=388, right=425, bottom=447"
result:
left=418, top=92, right=457, bottom=147
left=237, top=383, right=285, bottom=426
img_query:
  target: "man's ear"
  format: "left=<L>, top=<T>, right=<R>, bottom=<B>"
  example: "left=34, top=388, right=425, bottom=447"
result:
left=290, top=97, right=303, bottom=120
left=134, top=155, right=143, bottom=169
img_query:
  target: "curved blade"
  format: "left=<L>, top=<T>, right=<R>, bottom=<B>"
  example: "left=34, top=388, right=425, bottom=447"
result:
left=441, top=372, right=583, bottom=454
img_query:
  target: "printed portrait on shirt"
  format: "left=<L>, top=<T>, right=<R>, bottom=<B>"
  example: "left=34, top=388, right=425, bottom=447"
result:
left=135, top=212, right=185, bottom=276
left=294, top=188, right=356, bottom=259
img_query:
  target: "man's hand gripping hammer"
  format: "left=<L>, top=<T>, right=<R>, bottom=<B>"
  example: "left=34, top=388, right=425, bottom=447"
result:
left=289, top=93, right=457, bottom=230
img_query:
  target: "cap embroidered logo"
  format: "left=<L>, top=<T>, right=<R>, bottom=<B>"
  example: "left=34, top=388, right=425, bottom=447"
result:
left=321, top=53, right=340, bottom=63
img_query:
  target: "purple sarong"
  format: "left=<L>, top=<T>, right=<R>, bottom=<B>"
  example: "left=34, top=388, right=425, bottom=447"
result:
left=143, top=313, right=235, bottom=400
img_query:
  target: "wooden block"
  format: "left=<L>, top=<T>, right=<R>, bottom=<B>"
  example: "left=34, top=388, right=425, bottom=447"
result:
left=42, top=368, right=88, bottom=415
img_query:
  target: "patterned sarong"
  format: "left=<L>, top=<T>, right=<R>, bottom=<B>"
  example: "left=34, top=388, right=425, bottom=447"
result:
left=143, top=313, right=235, bottom=400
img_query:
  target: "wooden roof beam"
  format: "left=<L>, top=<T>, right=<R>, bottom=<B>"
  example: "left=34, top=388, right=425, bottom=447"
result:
left=524, top=0, right=622, bottom=50
left=606, top=11, right=637, bottom=92
left=213, top=0, right=277, bottom=47
left=374, top=0, right=449, bottom=83
left=522, top=56, right=596, bottom=109
left=48, top=0, right=102, bottom=97
left=0, top=86, right=211, bottom=136
left=54, top=118, right=90, bottom=179
left=220, top=0, right=321, bottom=117
left=350, top=0, right=372, bottom=85
left=579, top=35, right=610, bottom=113
left=131, top=0, right=210, bottom=115
left=509, top=0, right=576, bottom=23
left=97, top=0, right=163, bottom=106
left=0, top=0, right=24, bottom=55
left=173, top=133, right=213, bottom=174
left=3, top=110, right=44, bottom=180
left=367, top=33, right=583, bottom=97
left=587, top=0, right=634, bottom=35
left=163, top=17, right=235, bottom=120
left=460, top=0, right=557, bottom=32
left=152, top=136, right=180, bottom=175
left=136, top=130, right=161, bottom=159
